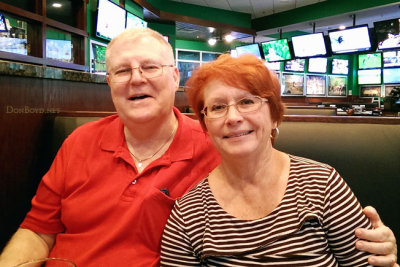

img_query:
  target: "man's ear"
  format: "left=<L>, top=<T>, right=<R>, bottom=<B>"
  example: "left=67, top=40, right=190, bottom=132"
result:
left=173, top=66, right=180, bottom=91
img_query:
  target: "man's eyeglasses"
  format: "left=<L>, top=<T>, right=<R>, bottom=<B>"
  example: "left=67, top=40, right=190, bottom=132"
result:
left=108, top=63, right=174, bottom=83
left=201, top=95, right=268, bottom=119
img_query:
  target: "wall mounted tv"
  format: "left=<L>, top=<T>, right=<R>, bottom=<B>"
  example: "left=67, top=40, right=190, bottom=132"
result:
left=331, top=59, right=349, bottom=75
left=374, top=18, right=400, bottom=50
left=126, top=12, right=147, bottom=29
left=260, top=39, right=292, bottom=61
left=96, top=0, right=126, bottom=41
left=0, top=13, right=7, bottom=32
left=383, top=51, right=400, bottom=67
left=357, top=69, right=381, bottom=85
left=284, top=59, right=305, bottom=72
left=265, top=61, right=281, bottom=71
left=328, top=25, right=372, bottom=54
left=291, top=32, right=327, bottom=58
left=46, top=39, right=72, bottom=63
left=235, top=43, right=263, bottom=59
left=308, top=57, right=328, bottom=73
left=358, top=52, right=382, bottom=69
left=383, top=68, right=400, bottom=84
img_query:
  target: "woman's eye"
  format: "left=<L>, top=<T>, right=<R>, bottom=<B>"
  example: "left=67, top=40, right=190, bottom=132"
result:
left=211, top=104, right=226, bottom=112
left=239, top=98, right=255, bottom=105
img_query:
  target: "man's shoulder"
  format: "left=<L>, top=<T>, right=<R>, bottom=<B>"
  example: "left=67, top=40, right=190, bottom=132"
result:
left=66, top=114, right=120, bottom=141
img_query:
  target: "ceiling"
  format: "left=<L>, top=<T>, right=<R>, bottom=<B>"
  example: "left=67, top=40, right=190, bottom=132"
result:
left=164, top=0, right=400, bottom=43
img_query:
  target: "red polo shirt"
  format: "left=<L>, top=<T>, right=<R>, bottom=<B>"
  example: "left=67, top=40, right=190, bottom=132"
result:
left=21, top=108, right=220, bottom=266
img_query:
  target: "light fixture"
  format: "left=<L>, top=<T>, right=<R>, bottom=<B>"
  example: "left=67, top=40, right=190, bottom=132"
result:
left=224, top=34, right=234, bottom=43
left=52, top=3, right=62, bottom=8
left=339, top=25, right=346, bottom=30
left=208, top=27, right=215, bottom=33
left=208, top=38, right=217, bottom=46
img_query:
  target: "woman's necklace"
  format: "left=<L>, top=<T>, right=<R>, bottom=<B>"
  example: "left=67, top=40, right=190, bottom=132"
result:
left=128, top=120, right=178, bottom=169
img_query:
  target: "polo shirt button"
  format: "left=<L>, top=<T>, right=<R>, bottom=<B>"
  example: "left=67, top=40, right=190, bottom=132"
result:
left=132, top=180, right=137, bottom=185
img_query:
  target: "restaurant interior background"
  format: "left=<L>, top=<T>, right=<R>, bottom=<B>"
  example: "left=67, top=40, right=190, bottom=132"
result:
left=0, top=0, right=399, bottom=250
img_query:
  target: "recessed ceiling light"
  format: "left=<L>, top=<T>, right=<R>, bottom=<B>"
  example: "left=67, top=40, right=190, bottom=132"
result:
left=208, top=38, right=217, bottom=46
left=52, top=3, right=62, bottom=8
left=224, top=34, right=234, bottom=43
left=339, top=25, right=346, bottom=30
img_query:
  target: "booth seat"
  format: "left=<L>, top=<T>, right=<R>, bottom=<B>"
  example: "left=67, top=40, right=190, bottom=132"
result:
left=45, top=112, right=400, bottom=244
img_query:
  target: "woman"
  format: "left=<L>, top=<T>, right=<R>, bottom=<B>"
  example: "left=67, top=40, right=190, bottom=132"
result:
left=161, top=54, right=376, bottom=266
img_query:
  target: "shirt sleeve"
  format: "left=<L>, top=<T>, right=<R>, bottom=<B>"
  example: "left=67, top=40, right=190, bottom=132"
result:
left=20, top=138, right=71, bottom=234
left=323, top=169, right=373, bottom=267
left=161, top=202, right=202, bottom=266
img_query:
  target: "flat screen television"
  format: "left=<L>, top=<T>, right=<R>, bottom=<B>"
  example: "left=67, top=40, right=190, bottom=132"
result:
left=306, top=74, right=326, bottom=96
left=291, top=33, right=327, bottom=58
left=328, top=25, right=372, bottom=54
left=126, top=12, right=147, bottom=29
left=281, top=73, right=304, bottom=96
left=265, top=61, right=281, bottom=71
left=308, top=57, right=328, bottom=73
left=331, top=59, right=349, bottom=75
left=96, top=0, right=126, bottom=41
left=360, top=85, right=382, bottom=97
left=358, top=52, right=382, bottom=69
left=0, top=13, right=7, bottom=32
left=357, top=69, right=381, bottom=85
left=383, top=68, right=400, bottom=84
left=235, top=43, right=263, bottom=59
left=46, top=39, right=72, bottom=63
left=383, top=51, right=400, bottom=67
left=374, top=18, right=400, bottom=50
left=284, top=59, right=305, bottom=72
left=260, top=39, right=292, bottom=61
left=90, top=40, right=107, bottom=74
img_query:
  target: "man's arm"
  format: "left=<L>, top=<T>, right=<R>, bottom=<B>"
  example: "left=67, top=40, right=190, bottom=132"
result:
left=0, top=228, right=55, bottom=266
left=356, top=206, right=398, bottom=267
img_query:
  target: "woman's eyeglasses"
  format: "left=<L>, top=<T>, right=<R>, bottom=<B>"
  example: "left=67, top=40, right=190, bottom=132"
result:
left=201, top=95, right=268, bottom=119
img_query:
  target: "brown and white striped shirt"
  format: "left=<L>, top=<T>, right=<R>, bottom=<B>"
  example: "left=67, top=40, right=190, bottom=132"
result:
left=161, top=155, right=373, bottom=266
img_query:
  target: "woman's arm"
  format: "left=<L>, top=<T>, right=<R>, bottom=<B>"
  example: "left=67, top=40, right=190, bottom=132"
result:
left=356, top=206, right=398, bottom=267
left=161, top=204, right=201, bottom=266
left=0, top=228, right=55, bottom=266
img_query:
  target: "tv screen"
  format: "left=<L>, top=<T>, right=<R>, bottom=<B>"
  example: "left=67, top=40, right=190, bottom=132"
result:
left=383, top=51, right=400, bottom=67
left=374, top=18, right=400, bottom=50
left=383, top=68, right=400, bottom=84
left=292, top=33, right=327, bottom=58
left=360, top=85, right=382, bottom=97
left=282, top=73, right=304, bottom=96
left=308, top=57, right=328, bottom=73
left=235, top=43, right=262, bottom=59
left=96, top=0, right=126, bottom=41
left=306, top=75, right=326, bottom=96
left=90, top=40, right=107, bottom=74
left=329, top=25, right=372, bottom=54
left=261, top=39, right=292, bottom=61
left=328, top=76, right=347, bottom=97
left=284, top=59, right=305, bottom=72
left=358, top=52, right=382, bottom=69
left=357, top=69, right=381, bottom=85
left=46, top=39, right=72, bottom=63
left=0, top=13, right=7, bottom=32
left=331, top=59, right=349, bottom=75
left=126, top=12, right=147, bottom=29
left=265, top=61, right=281, bottom=71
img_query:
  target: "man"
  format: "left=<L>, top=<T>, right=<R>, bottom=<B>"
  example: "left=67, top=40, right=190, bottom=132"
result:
left=0, top=28, right=397, bottom=266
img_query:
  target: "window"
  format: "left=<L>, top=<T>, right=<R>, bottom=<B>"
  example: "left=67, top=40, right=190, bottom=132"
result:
left=176, top=49, right=221, bottom=87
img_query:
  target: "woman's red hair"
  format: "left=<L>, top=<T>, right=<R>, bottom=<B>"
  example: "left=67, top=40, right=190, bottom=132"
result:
left=186, top=54, right=285, bottom=130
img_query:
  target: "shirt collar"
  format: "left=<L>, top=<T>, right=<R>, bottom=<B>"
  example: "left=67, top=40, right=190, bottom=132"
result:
left=99, top=107, right=194, bottom=163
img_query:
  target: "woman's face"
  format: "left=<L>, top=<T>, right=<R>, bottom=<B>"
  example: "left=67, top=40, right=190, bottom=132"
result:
left=203, top=80, right=276, bottom=159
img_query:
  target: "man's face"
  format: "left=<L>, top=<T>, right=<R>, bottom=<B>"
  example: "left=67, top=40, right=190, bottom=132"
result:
left=106, top=36, right=179, bottom=125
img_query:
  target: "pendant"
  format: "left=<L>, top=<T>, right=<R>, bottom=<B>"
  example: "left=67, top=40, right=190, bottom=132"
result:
left=138, top=161, right=143, bottom=168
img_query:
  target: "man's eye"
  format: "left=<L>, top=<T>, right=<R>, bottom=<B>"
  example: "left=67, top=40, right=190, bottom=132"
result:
left=115, top=69, right=131, bottom=75
left=238, top=98, right=255, bottom=106
left=142, top=64, right=159, bottom=70
left=210, top=104, right=227, bottom=112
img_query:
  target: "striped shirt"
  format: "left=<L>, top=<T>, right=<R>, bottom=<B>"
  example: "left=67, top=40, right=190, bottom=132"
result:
left=161, top=155, right=373, bottom=266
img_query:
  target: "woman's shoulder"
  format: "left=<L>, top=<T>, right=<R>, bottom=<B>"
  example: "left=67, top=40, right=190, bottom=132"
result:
left=288, top=154, right=334, bottom=171
left=176, top=178, right=210, bottom=209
